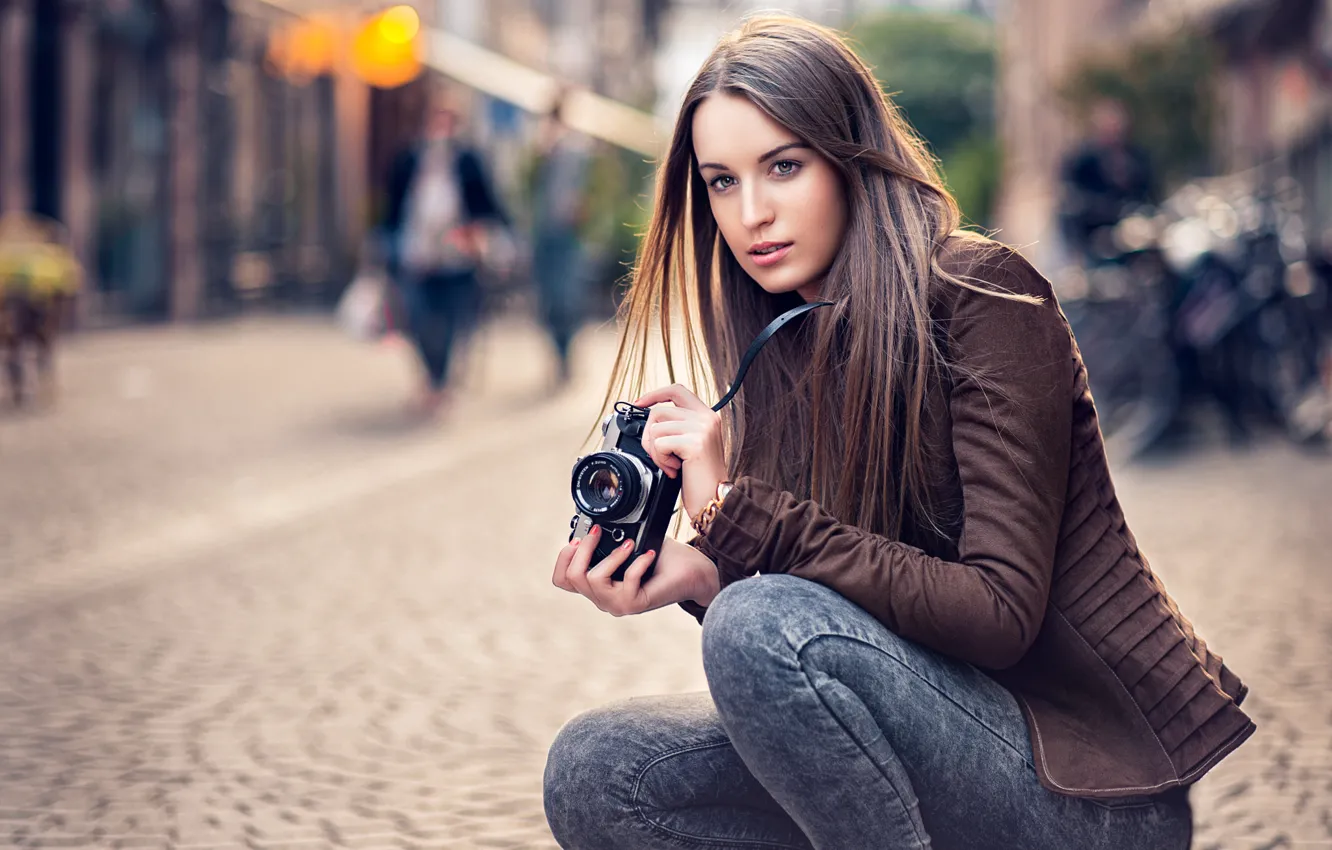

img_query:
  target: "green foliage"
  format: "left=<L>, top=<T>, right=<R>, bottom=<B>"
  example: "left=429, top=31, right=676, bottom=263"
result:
left=851, top=11, right=996, bottom=158
left=850, top=10, right=999, bottom=224
left=516, top=141, right=652, bottom=307
left=1060, top=30, right=1219, bottom=191
left=576, top=146, right=654, bottom=303
left=941, top=134, right=1001, bottom=229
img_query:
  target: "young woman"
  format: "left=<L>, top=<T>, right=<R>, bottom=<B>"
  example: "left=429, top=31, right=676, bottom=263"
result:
left=544, top=15, right=1254, bottom=850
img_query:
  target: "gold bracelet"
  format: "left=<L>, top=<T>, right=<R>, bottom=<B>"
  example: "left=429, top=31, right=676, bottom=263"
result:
left=691, top=482, right=733, bottom=536
left=691, top=500, right=721, bottom=536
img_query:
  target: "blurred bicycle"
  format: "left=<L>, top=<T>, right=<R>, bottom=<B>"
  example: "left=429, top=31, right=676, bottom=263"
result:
left=1059, top=175, right=1331, bottom=458
left=1056, top=206, right=1181, bottom=459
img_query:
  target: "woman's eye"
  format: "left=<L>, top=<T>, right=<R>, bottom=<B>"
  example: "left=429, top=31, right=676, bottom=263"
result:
left=772, top=160, right=800, bottom=177
left=709, top=175, right=736, bottom=192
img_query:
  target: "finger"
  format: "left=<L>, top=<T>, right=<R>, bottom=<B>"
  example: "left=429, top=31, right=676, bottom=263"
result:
left=634, top=383, right=710, bottom=412
left=650, top=434, right=700, bottom=464
left=645, top=404, right=690, bottom=423
left=552, top=540, right=580, bottom=592
left=642, top=406, right=688, bottom=452
left=600, top=545, right=657, bottom=617
left=646, top=419, right=692, bottom=438
left=640, top=425, right=684, bottom=477
left=584, top=539, right=637, bottom=612
left=588, top=538, right=636, bottom=588
left=565, top=528, right=602, bottom=603
left=619, top=548, right=657, bottom=600
left=644, top=423, right=687, bottom=476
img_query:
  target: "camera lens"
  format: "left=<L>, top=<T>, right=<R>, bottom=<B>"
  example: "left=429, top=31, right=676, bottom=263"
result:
left=588, top=467, right=620, bottom=504
left=572, top=452, right=646, bottom=522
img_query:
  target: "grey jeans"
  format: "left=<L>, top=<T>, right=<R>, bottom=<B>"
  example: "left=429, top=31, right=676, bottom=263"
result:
left=544, top=575, right=1193, bottom=850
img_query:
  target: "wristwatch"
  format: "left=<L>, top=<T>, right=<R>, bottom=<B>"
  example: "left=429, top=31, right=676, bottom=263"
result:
left=692, top=481, right=734, bottom=536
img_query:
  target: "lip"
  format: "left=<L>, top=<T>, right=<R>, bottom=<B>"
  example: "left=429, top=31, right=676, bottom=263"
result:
left=748, top=242, right=793, bottom=268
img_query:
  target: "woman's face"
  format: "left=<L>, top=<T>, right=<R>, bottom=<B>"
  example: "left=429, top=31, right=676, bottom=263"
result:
left=692, top=92, right=848, bottom=302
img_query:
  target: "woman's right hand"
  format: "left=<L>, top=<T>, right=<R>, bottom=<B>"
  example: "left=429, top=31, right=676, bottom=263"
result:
left=551, top=530, right=721, bottom=617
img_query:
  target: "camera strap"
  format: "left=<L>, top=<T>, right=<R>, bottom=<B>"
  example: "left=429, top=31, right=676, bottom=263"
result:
left=711, top=300, right=835, bottom=412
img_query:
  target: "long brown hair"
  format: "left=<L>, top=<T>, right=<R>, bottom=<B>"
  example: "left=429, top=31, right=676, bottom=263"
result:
left=601, top=14, right=1012, bottom=541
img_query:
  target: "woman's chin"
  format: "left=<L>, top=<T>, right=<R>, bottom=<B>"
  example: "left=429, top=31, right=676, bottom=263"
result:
left=750, top=271, right=813, bottom=298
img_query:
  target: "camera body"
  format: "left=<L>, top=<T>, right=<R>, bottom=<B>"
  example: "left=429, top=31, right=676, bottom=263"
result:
left=568, top=402, right=681, bottom=581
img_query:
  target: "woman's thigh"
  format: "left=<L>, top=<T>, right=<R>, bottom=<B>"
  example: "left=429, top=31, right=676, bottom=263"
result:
left=544, top=692, right=811, bottom=850
left=703, top=575, right=1192, bottom=850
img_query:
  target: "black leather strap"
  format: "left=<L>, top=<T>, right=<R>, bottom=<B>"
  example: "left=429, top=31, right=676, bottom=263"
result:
left=712, top=300, right=834, bottom=412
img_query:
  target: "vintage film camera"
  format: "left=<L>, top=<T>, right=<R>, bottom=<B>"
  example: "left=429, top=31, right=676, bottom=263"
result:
left=565, top=299, right=835, bottom=583
left=568, top=401, right=680, bottom=581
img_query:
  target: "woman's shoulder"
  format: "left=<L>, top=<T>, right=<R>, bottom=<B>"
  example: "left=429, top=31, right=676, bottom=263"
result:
left=929, top=233, right=1071, bottom=366
left=935, top=232, right=1054, bottom=302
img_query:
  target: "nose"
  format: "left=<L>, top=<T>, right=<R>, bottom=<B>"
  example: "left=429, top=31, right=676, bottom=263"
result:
left=740, top=182, right=775, bottom=232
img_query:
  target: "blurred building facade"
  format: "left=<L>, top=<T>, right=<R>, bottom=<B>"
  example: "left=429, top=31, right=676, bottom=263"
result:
left=376, top=0, right=670, bottom=208
left=1209, top=0, right=1332, bottom=243
left=992, top=0, right=1136, bottom=264
left=0, top=0, right=370, bottom=323
left=996, top=0, right=1332, bottom=264
left=18, top=0, right=1325, bottom=327
left=0, top=0, right=677, bottom=324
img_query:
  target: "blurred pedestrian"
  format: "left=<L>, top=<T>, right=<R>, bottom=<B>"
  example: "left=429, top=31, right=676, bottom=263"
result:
left=0, top=213, right=81, bottom=408
left=383, top=86, right=508, bottom=418
left=1058, top=97, right=1155, bottom=263
left=530, top=90, right=593, bottom=388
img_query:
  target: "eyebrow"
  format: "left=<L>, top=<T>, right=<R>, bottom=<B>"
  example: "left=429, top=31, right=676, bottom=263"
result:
left=698, top=141, right=809, bottom=172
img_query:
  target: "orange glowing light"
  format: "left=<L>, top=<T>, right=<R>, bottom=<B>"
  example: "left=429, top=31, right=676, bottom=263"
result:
left=377, top=5, right=420, bottom=45
left=350, top=7, right=423, bottom=89
left=266, top=16, right=340, bottom=82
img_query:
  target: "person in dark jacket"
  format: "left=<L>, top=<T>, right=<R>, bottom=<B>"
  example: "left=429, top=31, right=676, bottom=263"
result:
left=1058, top=98, right=1156, bottom=263
left=383, top=88, right=507, bottom=417
left=542, top=16, right=1252, bottom=850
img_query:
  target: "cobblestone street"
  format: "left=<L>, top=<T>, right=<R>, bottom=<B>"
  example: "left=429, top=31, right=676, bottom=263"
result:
left=0, top=316, right=1328, bottom=849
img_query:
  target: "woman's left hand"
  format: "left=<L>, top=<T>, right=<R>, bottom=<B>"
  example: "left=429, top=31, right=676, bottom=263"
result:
left=634, top=383, right=728, bottom=522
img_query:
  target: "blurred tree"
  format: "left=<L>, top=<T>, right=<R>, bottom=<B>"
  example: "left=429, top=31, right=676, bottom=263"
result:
left=1059, top=30, right=1219, bottom=193
left=596, top=149, right=656, bottom=312
left=850, top=11, right=998, bottom=226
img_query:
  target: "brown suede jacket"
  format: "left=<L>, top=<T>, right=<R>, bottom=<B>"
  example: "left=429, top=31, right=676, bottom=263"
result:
left=685, top=236, right=1255, bottom=799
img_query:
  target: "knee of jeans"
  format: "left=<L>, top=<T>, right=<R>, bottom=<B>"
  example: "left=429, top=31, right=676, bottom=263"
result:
left=701, top=576, right=809, bottom=699
left=544, top=707, right=633, bottom=848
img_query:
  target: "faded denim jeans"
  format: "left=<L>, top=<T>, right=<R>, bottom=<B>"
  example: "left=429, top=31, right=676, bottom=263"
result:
left=544, top=575, right=1192, bottom=850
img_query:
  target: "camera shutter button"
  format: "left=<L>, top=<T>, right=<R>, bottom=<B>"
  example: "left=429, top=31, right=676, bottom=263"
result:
left=610, top=528, right=625, bottom=542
